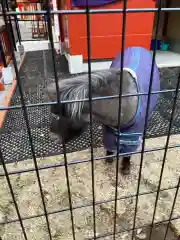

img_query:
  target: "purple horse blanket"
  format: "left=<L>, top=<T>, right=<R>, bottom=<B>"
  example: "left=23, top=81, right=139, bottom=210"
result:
left=71, top=0, right=160, bottom=7
left=71, top=0, right=118, bottom=7
left=103, top=46, right=160, bottom=154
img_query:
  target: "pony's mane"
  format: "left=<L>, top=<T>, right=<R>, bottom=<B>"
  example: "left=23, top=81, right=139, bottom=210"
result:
left=59, top=69, right=117, bottom=119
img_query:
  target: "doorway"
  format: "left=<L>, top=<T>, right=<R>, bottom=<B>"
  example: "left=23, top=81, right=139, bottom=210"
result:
left=152, top=0, right=180, bottom=67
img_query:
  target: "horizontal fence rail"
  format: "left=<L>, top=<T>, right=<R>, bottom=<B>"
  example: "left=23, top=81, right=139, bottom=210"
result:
left=1, top=7, right=180, bottom=16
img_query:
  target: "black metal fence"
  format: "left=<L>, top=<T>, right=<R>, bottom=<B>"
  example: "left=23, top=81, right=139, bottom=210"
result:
left=0, top=0, right=180, bottom=239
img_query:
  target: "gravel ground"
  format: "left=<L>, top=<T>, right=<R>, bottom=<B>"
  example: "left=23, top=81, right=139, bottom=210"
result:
left=0, top=134, right=180, bottom=240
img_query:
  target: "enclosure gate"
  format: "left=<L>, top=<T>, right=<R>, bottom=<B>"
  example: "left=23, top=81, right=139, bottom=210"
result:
left=15, top=1, right=48, bottom=40
left=30, top=3, right=47, bottom=39
left=0, top=0, right=180, bottom=240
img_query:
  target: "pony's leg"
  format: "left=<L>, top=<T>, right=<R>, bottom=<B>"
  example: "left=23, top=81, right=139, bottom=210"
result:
left=121, top=156, right=131, bottom=175
left=49, top=116, right=68, bottom=143
left=105, top=150, right=114, bottom=164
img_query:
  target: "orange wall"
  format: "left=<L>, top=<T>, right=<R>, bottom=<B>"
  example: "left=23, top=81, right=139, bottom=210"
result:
left=61, top=0, right=155, bottom=60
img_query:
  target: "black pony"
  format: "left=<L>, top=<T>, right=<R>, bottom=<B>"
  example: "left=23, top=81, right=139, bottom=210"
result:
left=46, top=47, right=160, bottom=175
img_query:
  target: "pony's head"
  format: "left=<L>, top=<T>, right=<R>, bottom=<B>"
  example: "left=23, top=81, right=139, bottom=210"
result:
left=46, top=68, right=138, bottom=143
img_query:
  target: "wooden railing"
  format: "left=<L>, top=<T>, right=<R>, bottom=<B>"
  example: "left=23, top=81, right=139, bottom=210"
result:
left=0, top=25, right=12, bottom=66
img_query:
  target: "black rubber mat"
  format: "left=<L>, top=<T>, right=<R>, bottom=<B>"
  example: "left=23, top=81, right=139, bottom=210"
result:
left=1, top=50, right=180, bottom=163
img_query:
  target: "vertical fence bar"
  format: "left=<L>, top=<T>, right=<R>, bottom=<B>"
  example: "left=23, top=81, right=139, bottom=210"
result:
left=44, top=16, right=48, bottom=39
left=46, top=0, right=59, bottom=104
left=0, top=2, right=53, bottom=239
left=14, top=14, right=22, bottom=45
left=58, top=133, right=76, bottom=240
left=163, top=177, right=180, bottom=240
left=46, top=0, right=76, bottom=239
left=131, top=1, right=162, bottom=239
left=0, top=150, right=28, bottom=239
left=113, top=0, right=127, bottom=239
left=148, top=71, right=180, bottom=240
left=85, top=1, right=96, bottom=239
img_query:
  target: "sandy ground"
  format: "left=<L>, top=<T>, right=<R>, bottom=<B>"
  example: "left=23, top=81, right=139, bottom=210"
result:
left=0, top=134, right=180, bottom=240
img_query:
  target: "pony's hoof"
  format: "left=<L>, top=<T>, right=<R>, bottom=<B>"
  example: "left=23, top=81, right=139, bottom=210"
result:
left=121, top=157, right=131, bottom=175
left=49, top=132, right=62, bottom=144
left=121, top=166, right=130, bottom=175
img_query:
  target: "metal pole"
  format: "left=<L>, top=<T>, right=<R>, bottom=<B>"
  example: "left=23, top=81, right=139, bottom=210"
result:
left=14, top=15, right=22, bottom=44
